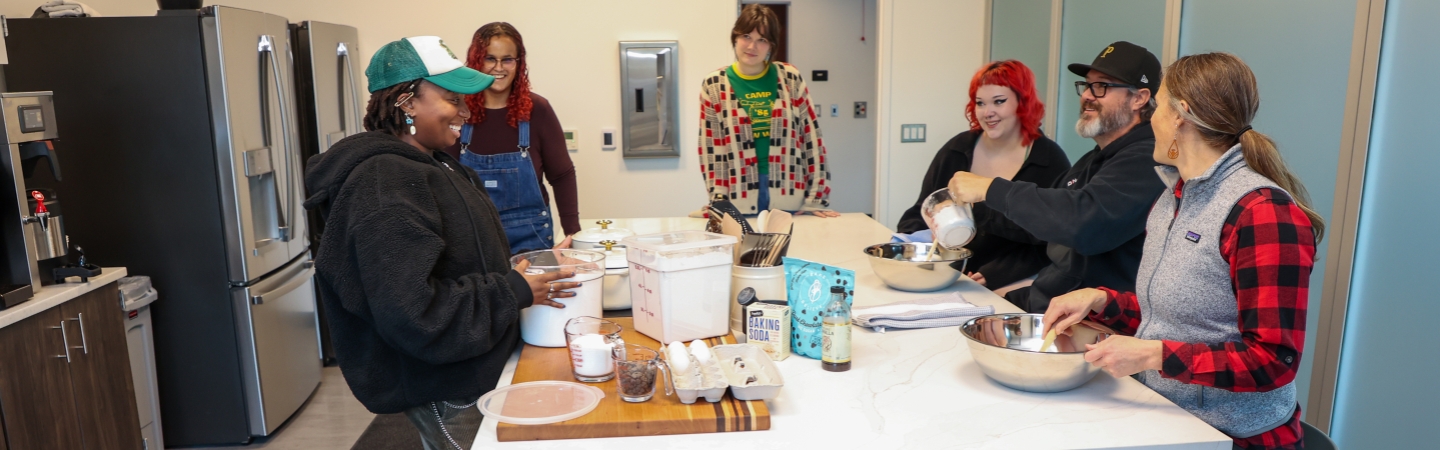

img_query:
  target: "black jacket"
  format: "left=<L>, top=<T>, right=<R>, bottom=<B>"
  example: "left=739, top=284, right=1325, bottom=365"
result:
left=896, top=131, right=1071, bottom=288
left=986, top=124, right=1164, bottom=313
left=303, top=131, right=532, bottom=414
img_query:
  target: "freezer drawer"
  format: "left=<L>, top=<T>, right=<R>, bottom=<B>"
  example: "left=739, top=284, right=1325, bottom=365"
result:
left=232, top=254, right=321, bottom=435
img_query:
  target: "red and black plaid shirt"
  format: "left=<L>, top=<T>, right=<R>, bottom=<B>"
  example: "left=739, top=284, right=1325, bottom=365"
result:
left=1091, top=184, right=1315, bottom=449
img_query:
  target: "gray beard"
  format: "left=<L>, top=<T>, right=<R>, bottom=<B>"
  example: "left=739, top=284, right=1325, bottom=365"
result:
left=1074, top=102, right=1133, bottom=139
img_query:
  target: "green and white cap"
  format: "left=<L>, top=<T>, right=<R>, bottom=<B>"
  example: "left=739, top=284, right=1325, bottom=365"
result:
left=365, top=36, right=493, bottom=94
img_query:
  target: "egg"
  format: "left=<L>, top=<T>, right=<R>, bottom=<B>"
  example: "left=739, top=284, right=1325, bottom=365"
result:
left=667, top=341, right=691, bottom=371
left=689, top=340, right=712, bottom=364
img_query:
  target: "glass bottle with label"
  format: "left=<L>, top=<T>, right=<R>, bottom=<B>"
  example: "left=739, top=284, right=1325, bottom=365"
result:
left=821, top=286, right=851, bottom=372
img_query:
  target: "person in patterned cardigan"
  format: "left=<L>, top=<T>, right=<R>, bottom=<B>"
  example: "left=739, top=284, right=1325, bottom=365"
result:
left=697, top=4, right=836, bottom=216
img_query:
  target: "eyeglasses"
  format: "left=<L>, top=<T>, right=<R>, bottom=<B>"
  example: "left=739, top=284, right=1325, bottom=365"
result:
left=1074, top=81, right=1135, bottom=98
left=483, top=56, right=519, bottom=68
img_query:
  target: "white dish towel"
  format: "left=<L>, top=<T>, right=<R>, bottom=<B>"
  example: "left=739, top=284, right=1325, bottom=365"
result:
left=851, top=292, right=994, bottom=332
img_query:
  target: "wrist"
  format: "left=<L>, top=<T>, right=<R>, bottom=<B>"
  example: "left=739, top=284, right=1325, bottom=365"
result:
left=1147, top=340, right=1165, bottom=371
left=1089, top=289, right=1109, bottom=313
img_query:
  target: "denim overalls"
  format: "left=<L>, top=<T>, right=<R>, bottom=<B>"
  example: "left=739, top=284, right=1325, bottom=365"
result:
left=458, top=122, right=555, bottom=254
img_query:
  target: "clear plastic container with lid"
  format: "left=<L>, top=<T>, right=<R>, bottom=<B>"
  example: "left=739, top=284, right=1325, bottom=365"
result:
left=511, top=249, right=606, bottom=347
left=621, top=231, right=737, bottom=343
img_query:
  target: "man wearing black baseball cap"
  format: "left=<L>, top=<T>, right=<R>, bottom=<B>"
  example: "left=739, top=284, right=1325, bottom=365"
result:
left=945, top=41, right=1167, bottom=313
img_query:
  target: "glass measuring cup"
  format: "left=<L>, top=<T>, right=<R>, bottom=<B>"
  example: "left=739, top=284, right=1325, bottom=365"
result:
left=920, top=188, right=976, bottom=250
left=564, top=317, right=624, bottom=382
left=612, top=343, right=674, bottom=403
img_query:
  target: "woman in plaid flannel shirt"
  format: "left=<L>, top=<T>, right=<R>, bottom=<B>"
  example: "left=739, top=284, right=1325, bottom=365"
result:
left=1043, top=53, right=1325, bottom=449
left=697, top=4, right=835, bottom=216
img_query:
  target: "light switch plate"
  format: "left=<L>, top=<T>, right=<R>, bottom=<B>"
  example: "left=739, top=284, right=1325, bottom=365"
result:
left=901, top=124, right=927, bottom=143
left=854, top=101, right=867, bottom=119
left=564, top=129, right=578, bottom=151
left=601, top=128, right=617, bottom=151
left=830, top=104, right=839, bottom=117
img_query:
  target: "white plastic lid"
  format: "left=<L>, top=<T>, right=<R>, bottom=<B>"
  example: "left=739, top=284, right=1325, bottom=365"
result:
left=476, top=381, right=605, bottom=425
left=620, top=231, right=738, bottom=253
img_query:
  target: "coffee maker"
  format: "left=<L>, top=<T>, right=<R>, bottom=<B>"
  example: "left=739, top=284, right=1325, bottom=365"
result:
left=0, top=91, right=68, bottom=308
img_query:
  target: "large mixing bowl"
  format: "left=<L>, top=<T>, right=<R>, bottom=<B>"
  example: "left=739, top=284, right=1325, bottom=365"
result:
left=959, top=314, right=1110, bottom=393
left=864, top=243, right=972, bottom=292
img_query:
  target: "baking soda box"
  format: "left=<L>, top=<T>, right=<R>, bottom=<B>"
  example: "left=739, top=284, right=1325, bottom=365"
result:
left=745, top=303, right=791, bottom=360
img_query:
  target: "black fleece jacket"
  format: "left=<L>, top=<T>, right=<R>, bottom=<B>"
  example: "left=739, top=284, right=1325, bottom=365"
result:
left=985, top=124, right=1164, bottom=313
left=303, top=131, right=532, bottom=414
left=896, top=131, right=1071, bottom=289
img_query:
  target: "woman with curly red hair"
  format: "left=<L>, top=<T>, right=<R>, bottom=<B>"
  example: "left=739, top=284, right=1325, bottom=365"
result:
left=896, top=60, right=1071, bottom=291
left=444, top=22, right=579, bottom=254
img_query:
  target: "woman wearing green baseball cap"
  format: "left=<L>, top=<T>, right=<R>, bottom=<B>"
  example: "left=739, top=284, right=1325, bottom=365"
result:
left=303, top=36, right=574, bottom=450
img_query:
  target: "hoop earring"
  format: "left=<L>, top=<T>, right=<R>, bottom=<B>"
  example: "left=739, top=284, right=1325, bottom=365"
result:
left=1167, top=138, right=1180, bottom=160
left=405, top=113, right=416, bottom=135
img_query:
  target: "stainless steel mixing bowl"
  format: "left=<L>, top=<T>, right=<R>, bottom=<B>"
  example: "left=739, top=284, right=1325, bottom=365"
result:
left=863, top=242, right=972, bottom=292
left=959, top=314, right=1110, bottom=393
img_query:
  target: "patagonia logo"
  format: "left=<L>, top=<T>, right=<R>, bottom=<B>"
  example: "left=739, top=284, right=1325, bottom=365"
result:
left=485, top=180, right=498, bottom=188
left=1185, top=231, right=1201, bottom=243
left=1066, top=178, right=1078, bottom=187
left=1141, top=74, right=1149, bottom=84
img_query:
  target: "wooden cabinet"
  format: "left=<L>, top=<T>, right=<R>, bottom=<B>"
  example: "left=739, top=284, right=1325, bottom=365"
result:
left=0, top=282, right=141, bottom=450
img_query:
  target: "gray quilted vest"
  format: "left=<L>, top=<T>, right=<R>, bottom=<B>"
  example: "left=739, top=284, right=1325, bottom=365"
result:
left=1133, top=146, right=1297, bottom=438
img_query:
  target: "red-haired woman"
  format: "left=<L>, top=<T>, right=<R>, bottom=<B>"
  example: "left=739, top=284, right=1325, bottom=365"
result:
left=698, top=4, right=837, bottom=216
left=444, top=22, right=579, bottom=254
left=896, top=60, right=1071, bottom=291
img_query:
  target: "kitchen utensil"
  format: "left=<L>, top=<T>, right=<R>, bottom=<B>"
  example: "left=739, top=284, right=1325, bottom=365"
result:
left=1039, top=329, right=1058, bottom=353
left=613, top=343, right=673, bottom=403
left=707, top=198, right=753, bottom=235
left=563, top=317, right=624, bottom=382
left=477, top=381, right=606, bottom=426
left=863, top=242, right=972, bottom=292
left=513, top=249, right=607, bottom=347
left=764, top=210, right=793, bottom=234
left=737, top=232, right=790, bottom=267
left=920, top=188, right=976, bottom=250
left=499, top=318, right=769, bottom=441
left=960, top=314, right=1111, bottom=393
left=572, top=219, right=636, bottom=250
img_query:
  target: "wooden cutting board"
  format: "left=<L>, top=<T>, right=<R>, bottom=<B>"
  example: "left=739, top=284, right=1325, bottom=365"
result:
left=496, top=318, right=771, bottom=441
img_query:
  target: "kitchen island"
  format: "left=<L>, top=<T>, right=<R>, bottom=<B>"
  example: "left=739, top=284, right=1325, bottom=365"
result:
left=476, top=215, right=1231, bottom=449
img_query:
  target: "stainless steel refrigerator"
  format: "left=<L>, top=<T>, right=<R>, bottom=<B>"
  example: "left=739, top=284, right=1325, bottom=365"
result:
left=291, top=20, right=363, bottom=365
left=4, top=6, right=322, bottom=446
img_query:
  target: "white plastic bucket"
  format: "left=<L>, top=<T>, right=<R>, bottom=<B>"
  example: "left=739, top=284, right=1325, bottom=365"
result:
left=622, top=231, right=738, bottom=343
left=512, top=249, right=606, bottom=347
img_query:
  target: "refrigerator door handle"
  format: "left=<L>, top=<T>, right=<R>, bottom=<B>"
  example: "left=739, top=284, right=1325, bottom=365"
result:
left=259, top=34, right=297, bottom=243
left=338, top=42, right=363, bottom=135
left=250, top=265, right=315, bottom=305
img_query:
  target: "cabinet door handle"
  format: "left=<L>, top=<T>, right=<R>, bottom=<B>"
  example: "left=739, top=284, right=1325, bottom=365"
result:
left=68, top=313, right=89, bottom=354
left=51, top=321, right=71, bottom=363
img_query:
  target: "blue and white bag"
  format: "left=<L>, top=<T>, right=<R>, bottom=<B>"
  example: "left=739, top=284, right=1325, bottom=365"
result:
left=782, top=257, right=854, bottom=359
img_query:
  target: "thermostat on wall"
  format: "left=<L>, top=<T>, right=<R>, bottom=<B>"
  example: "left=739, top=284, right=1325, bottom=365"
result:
left=564, top=129, right=578, bottom=151
left=601, top=128, right=617, bottom=151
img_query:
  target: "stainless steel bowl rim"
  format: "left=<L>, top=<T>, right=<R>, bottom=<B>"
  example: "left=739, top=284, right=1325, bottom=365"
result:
left=960, top=313, right=1088, bottom=355
left=863, top=242, right=973, bottom=262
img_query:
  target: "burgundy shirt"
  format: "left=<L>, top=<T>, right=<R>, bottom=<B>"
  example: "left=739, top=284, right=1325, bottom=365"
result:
left=443, top=93, right=580, bottom=235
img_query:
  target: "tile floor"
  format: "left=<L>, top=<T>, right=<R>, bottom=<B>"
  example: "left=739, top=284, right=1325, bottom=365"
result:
left=209, top=366, right=374, bottom=450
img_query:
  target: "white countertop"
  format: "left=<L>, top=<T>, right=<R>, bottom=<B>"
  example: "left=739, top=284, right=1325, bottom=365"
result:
left=0, top=267, right=127, bottom=329
left=480, top=215, right=1230, bottom=449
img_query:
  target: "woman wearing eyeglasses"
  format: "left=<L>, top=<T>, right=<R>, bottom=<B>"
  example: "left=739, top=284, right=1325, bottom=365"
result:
left=698, top=4, right=837, bottom=216
left=445, top=22, right=579, bottom=254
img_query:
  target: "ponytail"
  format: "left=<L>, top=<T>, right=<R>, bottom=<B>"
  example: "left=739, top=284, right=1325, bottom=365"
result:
left=1237, top=130, right=1326, bottom=245
left=1165, top=52, right=1326, bottom=251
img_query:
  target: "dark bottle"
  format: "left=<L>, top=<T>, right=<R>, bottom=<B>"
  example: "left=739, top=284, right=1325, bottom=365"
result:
left=821, top=286, right=852, bottom=372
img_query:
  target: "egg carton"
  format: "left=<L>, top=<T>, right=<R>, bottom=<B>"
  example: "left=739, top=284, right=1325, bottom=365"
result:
left=661, top=346, right=729, bottom=404
left=711, top=344, right=785, bottom=401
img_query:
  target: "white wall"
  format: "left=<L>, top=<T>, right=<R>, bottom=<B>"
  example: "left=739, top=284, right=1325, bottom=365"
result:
left=780, top=0, right=878, bottom=215
left=875, top=0, right=989, bottom=227
left=1, top=0, right=881, bottom=220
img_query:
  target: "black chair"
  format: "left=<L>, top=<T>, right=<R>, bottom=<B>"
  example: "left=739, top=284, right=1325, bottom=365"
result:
left=1301, top=420, right=1338, bottom=450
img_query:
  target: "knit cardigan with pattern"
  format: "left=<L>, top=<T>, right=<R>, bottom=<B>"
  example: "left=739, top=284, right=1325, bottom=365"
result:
left=698, top=62, right=831, bottom=213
